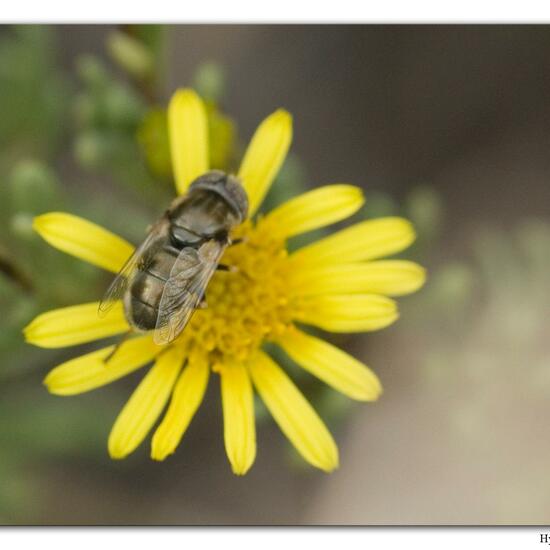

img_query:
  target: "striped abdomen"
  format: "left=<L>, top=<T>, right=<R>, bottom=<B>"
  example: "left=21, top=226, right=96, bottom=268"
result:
left=125, top=238, right=178, bottom=331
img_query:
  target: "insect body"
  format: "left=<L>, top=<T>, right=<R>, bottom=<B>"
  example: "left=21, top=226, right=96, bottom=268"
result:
left=99, top=171, right=248, bottom=345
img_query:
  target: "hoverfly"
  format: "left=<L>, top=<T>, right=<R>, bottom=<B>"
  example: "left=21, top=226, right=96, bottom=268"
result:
left=98, top=170, right=248, bottom=347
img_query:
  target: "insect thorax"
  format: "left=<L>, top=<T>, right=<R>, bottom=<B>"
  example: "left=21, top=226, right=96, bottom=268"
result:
left=168, top=187, right=240, bottom=246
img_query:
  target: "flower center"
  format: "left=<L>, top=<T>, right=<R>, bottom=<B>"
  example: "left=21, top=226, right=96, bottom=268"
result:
left=174, top=219, right=293, bottom=365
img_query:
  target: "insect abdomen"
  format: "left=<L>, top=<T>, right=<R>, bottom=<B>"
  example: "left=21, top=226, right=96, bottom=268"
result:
left=126, top=240, right=180, bottom=331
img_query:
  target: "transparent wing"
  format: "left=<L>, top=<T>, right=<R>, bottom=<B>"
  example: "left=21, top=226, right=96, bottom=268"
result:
left=154, top=239, right=227, bottom=345
left=98, top=219, right=168, bottom=318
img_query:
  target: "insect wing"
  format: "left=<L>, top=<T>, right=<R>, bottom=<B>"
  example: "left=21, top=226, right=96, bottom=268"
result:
left=154, top=240, right=226, bottom=345
left=98, top=220, right=168, bottom=318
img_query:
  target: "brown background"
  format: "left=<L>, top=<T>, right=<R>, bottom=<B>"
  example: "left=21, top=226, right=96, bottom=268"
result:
left=14, top=25, right=550, bottom=524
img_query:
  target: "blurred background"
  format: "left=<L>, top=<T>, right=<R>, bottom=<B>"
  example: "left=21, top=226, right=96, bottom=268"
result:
left=1, top=24, right=550, bottom=525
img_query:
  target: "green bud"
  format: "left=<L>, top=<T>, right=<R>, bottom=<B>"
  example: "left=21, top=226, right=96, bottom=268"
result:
left=315, top=386, right=353, bottom=425
left=8, top=160, right=60, bottom=215
left=193, top=63, right=225, bottom=103
left=106, top=30, right=153, bottom=81
left=103, top=84, right=145, bottom=128
left=431, top=262, right=475, bottom=309
left=73, top=93, right=97, bottom=128
left=206, top=102, right=236, bottom=172
left=10, top=212, right=35, bottom=240
left=137, top=108, right=172, bottom=179
left=74, top=131, right=107, bottom=169
left=406, top=186, right=443, bottom=242
left=76, top=55, right=108, bottom=90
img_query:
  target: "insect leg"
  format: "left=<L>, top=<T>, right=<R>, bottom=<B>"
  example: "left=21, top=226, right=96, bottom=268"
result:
left=104, top=330, right=135, bottom=366
left=216, top=264, right=238, bottom=272
left=229, top=237, right=260, bottom=251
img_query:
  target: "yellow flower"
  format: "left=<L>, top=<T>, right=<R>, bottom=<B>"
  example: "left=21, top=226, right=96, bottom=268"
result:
left=24, top=88, right=426, bottom=475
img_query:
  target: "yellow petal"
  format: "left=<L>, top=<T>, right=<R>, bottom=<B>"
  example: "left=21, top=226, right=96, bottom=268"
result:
left=24, top=301, right=129, bottom=348
left=151, top=351, right=210, bottom=461
left=262, top=184, right=364, bottom=239
left=108, top=346, right=184, bottom=459
left=238, top=109, right=292, bottom=215
left=44, top=335, right=159, bottom=396
left=289, top=260, right=426, bottom=297
left=290, top=217, right=416, bottom=267
left=249, top=351, right=338, bottom=473
left=219, top=362, right=256, bottom=475
left=294, top=294, right=398, bottom=333
left=278, top=328, right=381, bottom=401
left=33, top=212, right=134, bottom=273
left=168, top=88, right=209, bottom=194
